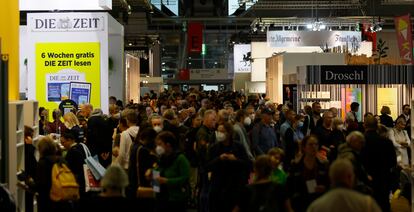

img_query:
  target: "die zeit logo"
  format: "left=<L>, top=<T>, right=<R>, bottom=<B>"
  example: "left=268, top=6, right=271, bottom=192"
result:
left=34, top=17, right=101, bottom=30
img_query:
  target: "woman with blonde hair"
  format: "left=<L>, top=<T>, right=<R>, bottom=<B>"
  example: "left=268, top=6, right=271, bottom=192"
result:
left=63, top=112, right=84, bottom=143
left=63, top=112, right=80, bottom=129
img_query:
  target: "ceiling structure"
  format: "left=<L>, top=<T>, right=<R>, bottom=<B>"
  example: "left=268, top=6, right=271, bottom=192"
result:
left=109, top=0, right=413, bottom=48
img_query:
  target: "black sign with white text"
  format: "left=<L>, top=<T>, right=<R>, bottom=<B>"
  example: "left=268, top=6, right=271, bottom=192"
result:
left=320, top=66, right=368, bottom=84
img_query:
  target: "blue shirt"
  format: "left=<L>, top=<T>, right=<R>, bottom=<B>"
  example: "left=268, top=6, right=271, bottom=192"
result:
left=252, top=123, right=278, bottom=155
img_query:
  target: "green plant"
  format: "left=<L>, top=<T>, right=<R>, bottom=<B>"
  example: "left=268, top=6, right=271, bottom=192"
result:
left=374, top=38, right=389, bottom=64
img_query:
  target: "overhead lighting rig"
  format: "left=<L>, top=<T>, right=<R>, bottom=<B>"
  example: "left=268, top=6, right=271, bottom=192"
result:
left=251, top=17, right=372, bottom=32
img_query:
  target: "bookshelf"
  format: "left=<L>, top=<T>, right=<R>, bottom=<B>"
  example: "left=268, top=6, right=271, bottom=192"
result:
left=8, top=101, right=25, bottom=211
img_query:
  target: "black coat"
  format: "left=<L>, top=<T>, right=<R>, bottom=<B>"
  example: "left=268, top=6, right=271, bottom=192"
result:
left=87, top=115, right=113, bottom=166
left=207, top=141, right=251, bottom=212
left=380, top=114, right=394, bottom=128
left=65, top=144, right=87, bottom=195
left=361, top=130, right=397, bottom=212
left=128, top=143, right=158, bottom=198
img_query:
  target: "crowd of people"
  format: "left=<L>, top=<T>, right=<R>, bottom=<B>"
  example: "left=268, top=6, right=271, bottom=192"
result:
left=22, top=88, right=412, bottom=212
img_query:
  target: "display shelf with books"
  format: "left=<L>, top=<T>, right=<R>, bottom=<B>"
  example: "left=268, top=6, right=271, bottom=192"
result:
left=8, top=101, right=25, bottom=212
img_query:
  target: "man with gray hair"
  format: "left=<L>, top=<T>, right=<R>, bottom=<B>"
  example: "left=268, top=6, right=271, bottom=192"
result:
left=338, top=131, right=371, bottom=191
left=307, top=159, right=381, bottom=212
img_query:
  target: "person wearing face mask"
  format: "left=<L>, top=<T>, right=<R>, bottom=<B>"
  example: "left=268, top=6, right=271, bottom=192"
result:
left=245, top=105, right=257, bottom=132
left=150, top=115, right=164, bottom=134
left=151, top=132, right=190, bottom=212
left=233, top=110, right=255, bottom=161
left=207, top=122, right=250, bottom=212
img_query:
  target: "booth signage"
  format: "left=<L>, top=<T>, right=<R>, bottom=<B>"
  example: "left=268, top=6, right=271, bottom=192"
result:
left=187, top=23, right=203, bottom=54
left=320, top=66, right=368, bottom=84
left=20, top=0, right=111, bottom=11
left=234, top=44, right=252, bottom=73
left=267, top=31, right=361, bottom=48
left=305, top=65, right=414, bottom=85
left=29, top=13, right=105, bottom=32
left=190, top=69, right=227, bottom=80
left=27, top=12, right=109, bottom=115
left=394, top=14, right=414, bottom=64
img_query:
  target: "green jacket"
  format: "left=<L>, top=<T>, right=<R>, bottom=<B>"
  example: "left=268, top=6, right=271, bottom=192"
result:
left=158, top=154, right=190, bottom=202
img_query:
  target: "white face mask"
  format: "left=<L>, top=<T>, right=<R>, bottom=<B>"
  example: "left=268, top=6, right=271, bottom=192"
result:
left=249, top=114, right=255, bottom=121
left=216, top=131, right=226, bottom=142
left=243, top=117, right=252, bottom=126
left=155, top=145, right=165, bottom=156
left=153, top=126, right=163, bottom=133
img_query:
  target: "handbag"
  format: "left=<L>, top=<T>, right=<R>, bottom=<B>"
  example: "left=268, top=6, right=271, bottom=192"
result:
left=136, top=145, right=155, bottom=198
left=80, top=143, right=106, bottom=180
left=83, top=164, right=101, bottom=192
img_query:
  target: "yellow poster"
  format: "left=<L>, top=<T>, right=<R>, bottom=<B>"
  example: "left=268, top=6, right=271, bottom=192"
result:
left=36, top=42, right=100, bottom=113
left=377, top=88, right=398, bottom=120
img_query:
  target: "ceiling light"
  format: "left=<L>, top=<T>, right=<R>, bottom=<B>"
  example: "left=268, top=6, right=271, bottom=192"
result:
left=128, top=42, right=132, bottom=46
left=306, top=24, right=313, bottom=29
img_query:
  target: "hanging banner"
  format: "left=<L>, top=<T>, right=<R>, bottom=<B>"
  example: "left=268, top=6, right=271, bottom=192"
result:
left=187, top=23, right=203, bottom=54
left=267, top=30, right=361, bottom=48
left=233, top=44, right=252, bottom=73
left=377, top=88, right=398, bottom=120
left=394, top=14, right=414, bottom=64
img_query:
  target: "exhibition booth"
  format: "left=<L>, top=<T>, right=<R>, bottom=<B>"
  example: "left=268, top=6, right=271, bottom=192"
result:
left=297, top=65, right=414, bottom=120
left=24, top=12, right=125, bottom=115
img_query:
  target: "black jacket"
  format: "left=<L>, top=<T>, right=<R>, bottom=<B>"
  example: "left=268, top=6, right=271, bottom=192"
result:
left=65, top=144, right=87, bottom=195
left=362, top=130, right=397, bottom=212
left=380, top=114, right=394, bottom=128
left=87, top=115, right=113, bottom=166
left=128, top=142, right=158, bottom=198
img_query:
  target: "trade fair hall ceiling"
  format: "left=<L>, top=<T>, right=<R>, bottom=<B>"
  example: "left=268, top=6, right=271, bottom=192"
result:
left=106, top=0, right=413, bottom=48
left=20, top=0, right=414, bottom=48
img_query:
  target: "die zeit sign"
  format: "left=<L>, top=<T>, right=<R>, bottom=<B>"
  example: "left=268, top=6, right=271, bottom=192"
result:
left=320, top=66, right=368, bottom=84
left=29, top=14, right=105, bottom=32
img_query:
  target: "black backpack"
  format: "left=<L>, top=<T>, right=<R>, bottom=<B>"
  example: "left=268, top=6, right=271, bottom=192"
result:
left=0, top=184, right=16, bottom=212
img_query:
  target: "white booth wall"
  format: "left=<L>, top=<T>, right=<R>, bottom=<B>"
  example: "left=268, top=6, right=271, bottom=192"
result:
left=126, top=54, right=140, bottom=103
left=266, top=53, right=346, bottom=103
left=108, top=15, right=125, bottom=102
left=251, top=42, right=323, bottom=82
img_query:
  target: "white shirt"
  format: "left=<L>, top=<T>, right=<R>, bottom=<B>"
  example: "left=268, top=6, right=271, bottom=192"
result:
left=116, top=126, right=139, bottom=169
left=308, top=188, right=381, bottom=212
